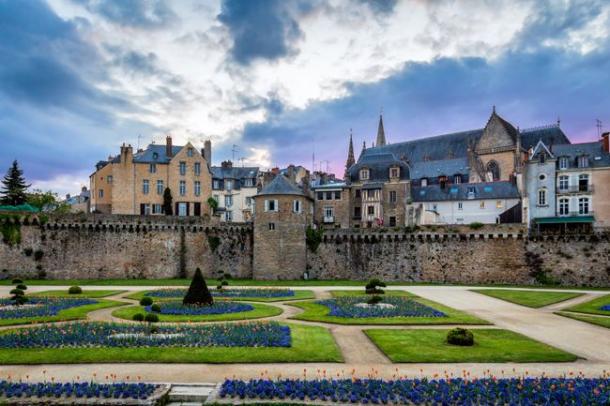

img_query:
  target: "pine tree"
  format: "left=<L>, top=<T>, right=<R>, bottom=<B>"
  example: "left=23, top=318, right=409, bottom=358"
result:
left=183, top=268, right=213, bottom=306
left=0, top=161, right=30, bottom=206
left=162, top=187, right=173, bottom=215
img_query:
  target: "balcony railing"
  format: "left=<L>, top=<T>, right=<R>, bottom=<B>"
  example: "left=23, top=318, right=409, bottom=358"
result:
left=557, top=185, right=594, bottom=194
left=557, top=211, right=594, bottom=217
left=323, top=216, right=335, bottom=223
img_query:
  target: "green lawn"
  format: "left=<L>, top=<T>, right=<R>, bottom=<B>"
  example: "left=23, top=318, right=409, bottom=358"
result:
left=0, top=299, right=125, bottom=327
left=330, top=290, right=414, bottom=298
left=556, top=312, right=610, bottom=329
left=561, top=294, right=610, bottom=316
left=289, top=292, right=489, bottom=325
left=471, top=289, right=583, bottom=308
left=365, top=329, right=577, bottom=363
left=0, top=323, right=342, bottom=364
left=126, top=289, right=315, bottom=302
left=112, top=302, right=282, bottom=322
left=31, top=290, right=124, bottom=298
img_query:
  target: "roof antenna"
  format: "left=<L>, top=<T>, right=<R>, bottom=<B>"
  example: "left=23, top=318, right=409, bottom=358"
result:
left=596, top=119, right=603, bottom=137
left=556, top=117, right=561, bottom=128
left=136, top=134, right=142, bottom=150
left=492, top=105, right=496, bottom=114
left=231, top=144, right=239, bottom=162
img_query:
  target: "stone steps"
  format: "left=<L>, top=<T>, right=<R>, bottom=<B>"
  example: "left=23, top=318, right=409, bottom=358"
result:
left=166, top=383, right=217, bottom=405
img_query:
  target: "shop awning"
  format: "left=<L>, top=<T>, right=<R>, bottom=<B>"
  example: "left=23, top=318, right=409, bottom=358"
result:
left=533, top=216, right=595, bottom=224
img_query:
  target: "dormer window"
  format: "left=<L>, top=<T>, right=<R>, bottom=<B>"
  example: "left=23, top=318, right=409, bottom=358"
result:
left=152, top=152, right=159, bottom=160
left=360, top=169, right=369, bottom=180
left=453, top=175, right=461, bottom=184
left=578, top=155, right=589, bottom=168
left=559, top=157, right=569, bottom=170
left=539, top=153, right=546, bottom=163
left=439, top=176, right=447, bottom=189
left=389, top=167, right=399, bottom=178
left=421, top=178, right=428, bottom=187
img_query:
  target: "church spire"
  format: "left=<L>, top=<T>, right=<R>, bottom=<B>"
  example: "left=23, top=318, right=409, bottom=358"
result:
left=344, top=129, right=355, bottom=179
left=376, top=114, right=386, bottom=147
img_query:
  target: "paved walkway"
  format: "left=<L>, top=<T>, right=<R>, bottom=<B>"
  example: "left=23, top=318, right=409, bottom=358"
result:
left=0, top=284, right=609, bottom=383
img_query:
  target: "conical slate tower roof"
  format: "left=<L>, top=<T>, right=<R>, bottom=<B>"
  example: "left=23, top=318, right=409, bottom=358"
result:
left=376, top=114, right=386, bottom=147
left=344, top=130, right=355, bottom=178
left=257, top=174, right=304, bottom=196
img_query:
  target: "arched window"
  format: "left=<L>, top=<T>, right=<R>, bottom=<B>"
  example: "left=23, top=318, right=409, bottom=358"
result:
left=486, top=161, right=500, bottom=181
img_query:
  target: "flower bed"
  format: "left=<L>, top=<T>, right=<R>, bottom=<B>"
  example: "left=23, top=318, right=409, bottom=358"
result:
left=144, top=288, right=295, bottom=299
left=317, top=297, right=446, bottom=318
left=600, top=304, right=610, bottom=311
left=220, top=377, right=610, bottom=405
left=0, top=321, right=291, bottom=348
left=145, top=301, right=253, bottom=315
left=0, top=297, right=97, bottom=319
left=0, top=381, right=158, bottom=401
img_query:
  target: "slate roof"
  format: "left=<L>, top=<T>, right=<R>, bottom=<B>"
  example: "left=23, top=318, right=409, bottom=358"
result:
left=110, top=144, right=184, bottom=164
left=412, top=181, right=520, bottom=202
left=410, top=158, right=469, bottom=179
left=311, top=180, right=348, bottom=189
left=211, top=166, right=259, bottom=180
left=348, top=152, right=410, bottom=182
left=256, top=175, right=305, bottom=197
left=552, top=141, right=610, bottom=168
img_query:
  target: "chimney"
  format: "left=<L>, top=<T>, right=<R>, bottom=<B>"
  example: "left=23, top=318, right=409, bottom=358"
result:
left=166, top=136, right=173, bottom=158
left=271, top=167, right=280, bottom=175
left=66, top=194, right=71, bottom=200
left=221, top=160, right=233, bottom=168
left=204, top=139, right=212, bottom=163
left=120, top=143, right=133, bottom=164
left=301, top=170, right=311, bottom=196
left=602, top=132, right=610, bottom=153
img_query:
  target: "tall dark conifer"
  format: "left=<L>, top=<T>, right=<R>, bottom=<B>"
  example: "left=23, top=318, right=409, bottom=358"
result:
left=0, top=161, right=30, bottom=206
left=162, top=187, right=173, bottom=215
left=183, top=268, right=213, bottom=306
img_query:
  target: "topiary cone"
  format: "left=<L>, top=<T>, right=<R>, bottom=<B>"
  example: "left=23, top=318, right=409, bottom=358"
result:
left=183, top=268, right=213, bottom=306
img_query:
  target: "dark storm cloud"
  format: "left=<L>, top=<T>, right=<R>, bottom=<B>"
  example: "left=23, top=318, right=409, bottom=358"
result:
left=217, top=0, right=305, bottom=65
left=73, top=0, right=177, bottom=29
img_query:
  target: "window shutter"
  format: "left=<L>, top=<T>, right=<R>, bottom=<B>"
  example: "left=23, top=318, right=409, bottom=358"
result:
left=274, top=200, right=279, bottom=212
left=264, top=200, right=269, bottom=212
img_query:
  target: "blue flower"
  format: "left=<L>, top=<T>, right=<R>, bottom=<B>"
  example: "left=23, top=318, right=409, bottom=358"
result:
left=145, top=288, right=295, bottom=298
left=144, top=301, right=253, bottom=315
left=317, top=297, right=446, bottom=318
left=0, top=298, right=97, bottom=320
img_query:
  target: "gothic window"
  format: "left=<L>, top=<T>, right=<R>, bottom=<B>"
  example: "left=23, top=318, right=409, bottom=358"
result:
left=486, top=160, right=500, bottom=181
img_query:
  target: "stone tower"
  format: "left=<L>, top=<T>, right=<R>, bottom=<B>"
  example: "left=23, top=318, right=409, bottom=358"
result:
left=376, top=114, right=386, bottom=147
left=344, top=130, right=355, bottom=180
left=252, top=174, right=313, bottom=280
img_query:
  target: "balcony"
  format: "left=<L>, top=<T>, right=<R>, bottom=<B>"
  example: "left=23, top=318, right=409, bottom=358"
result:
left=323, top=216, right=335, bottom=223
left=556, top=184, right=594, bottom=194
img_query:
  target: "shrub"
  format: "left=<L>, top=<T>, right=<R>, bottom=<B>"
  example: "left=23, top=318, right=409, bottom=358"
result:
left=68, top=286, right=83, bottom=294
left=150, top=304, right=161, bottom=313
left=11, top=278, right=23, bottom=284
left=365, top=279, right=386, bottom=294
left=468, top=222, right=484, bottom=230
left=306, top=226, right=324, bottom=252
left=16, top=284, right=27, bottom=290
left=33, top=250, right=44, bottom=261
left=367, top=295, right=383, bottom=305
left=9, top=288, right=27, bottom=306
left=10, top=288, right=24, bottom=295
left=183, top=268, right=213, bottom=306
left=144, top=313, right=159, bottom=323
left=208, top=236, right=221, bottom=253
left=132, top=313, right=144, bottom=322
left=447, top=328, right=474, bottom=346
left=140, top=297, right=153, bottom=306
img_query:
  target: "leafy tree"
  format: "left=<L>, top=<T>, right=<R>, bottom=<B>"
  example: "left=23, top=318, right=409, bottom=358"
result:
left=0, top=161, right=30, bottom=206
left=207, top=196, right=218, bottom=212
left=183, top=268, right=213, bottom=306
left=162, top=187, right=173, bottom=215
left=26, top=189, right=59, bottom=211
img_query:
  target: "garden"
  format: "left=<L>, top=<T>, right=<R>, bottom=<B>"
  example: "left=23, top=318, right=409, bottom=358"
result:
left=555, top=293, right=610, bottom=329
left=471, top=289, right=583, bottom=308
left=127, top=287, right=314, bottom=302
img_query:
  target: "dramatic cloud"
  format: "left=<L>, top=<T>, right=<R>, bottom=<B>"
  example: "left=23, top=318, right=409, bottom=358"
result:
left=73, top=0, right=177, bottom=28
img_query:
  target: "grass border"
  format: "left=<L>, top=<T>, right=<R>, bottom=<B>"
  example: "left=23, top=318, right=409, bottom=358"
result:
left=470, top=289, right=583, bottom=308
left=555, top=311, right=610, bottom=329
left=560, top=294, right=610, bottom=316
left=112, top=302, right=283, bottom=322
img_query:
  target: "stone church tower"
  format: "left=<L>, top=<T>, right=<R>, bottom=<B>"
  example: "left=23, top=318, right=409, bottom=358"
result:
left=375, top=114, right=387, bottom=147
left=344, top=130, right=355, bottom=180
left=252, top=175, right=313, bottom=280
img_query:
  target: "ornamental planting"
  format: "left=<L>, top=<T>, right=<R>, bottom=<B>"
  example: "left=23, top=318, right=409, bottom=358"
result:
left=0, top=381, right=158, bottom=400
left=0, top=321, right=291, bottom=348
left=317, top=296, right=446, bottom=318
left=0, top=297, right=97, bottom=319
left=145, top=288, right=295, bottom=299
left=145, top=301, right=253, bottom=315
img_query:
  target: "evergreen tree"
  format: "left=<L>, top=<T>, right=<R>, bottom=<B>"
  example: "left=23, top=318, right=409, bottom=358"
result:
left=0, top=161, right=30, bottom=206
left=162, top=187, right=173, bottom=215
left=183, top=268, right=213, bottom=306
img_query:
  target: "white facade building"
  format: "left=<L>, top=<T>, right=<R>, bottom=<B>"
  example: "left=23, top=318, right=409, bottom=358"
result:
left=211, top=162, right=259, bottom=223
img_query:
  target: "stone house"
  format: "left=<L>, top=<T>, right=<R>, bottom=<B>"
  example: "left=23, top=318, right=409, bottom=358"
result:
left=211, top=161, right=259, bottom=222
left=89, top=136, right=213, bottom=216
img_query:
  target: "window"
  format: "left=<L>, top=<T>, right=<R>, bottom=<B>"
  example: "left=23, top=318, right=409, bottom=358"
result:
left=213, top=180, right=220, bottom=189
left=149, top=163, right=156, bottom=173
left=578, top=174, right=589, bottom=192
left=390, top=167, right=399, bottom=178
left=245, top=197, right=252, bottom=207
left=268, top=223, right=275, bottom=230
left=265, top=199, right=278, bottom=212
left=578, top=155, right=589, bottom=168
left=293, top=200, right=301, bottom=213
left=213, top=194, right=219, bottom=203
left=454, top=175, right=461, bottom=184
left=458, top=202, right=463, bottom=210
left=389, top=216, right=396, bottom=227
left=225, top=180, right=233, bottom=191
left=194, top=162, right=201, bottom=176
left=421, top=178, right=428, bottom=187
left=194, top=181, right=201, bottom=196
left=187, top=147, right=193, bottom=157
left=367, top=189, right=376, bottom=199
left=317, top=192, right=324, bottom=200
left=98, top=189, right=104, bottom=198
left=324, top=206, right=334, bottom=218
left=225, top=211, right=233, bottom=221
left=179, top=162, right=186, bottom=175
left=225, top=195, right=233, bottom=208
left=142, top=204, right=151, bottom=215
left=142, top=179, right=150, bottom=195
left=389, top=190, right=397, bottom=203
left=480, top=201, right=485, bottom=209
left=559, top=175, right=569, bottom=191
left=152, top=152, right=159, bottom=160
left=439, top=176, right=447, bottom=189
left=334, top=191, right=341, bottom=200
left=539, top=153, right=546, bottom=163
left=326, top=191, right=332, bottom=200
left=579, top=197, right=589, bottom=214
left=432, top=204, right=438, bottom=212
left=539, top=174, right=546, bottom=181
left=153, top=204, right=162, bottom=214
left=538, top=188, right=547, bottom=206
left=179, top=180, right=186, bottom=196
left=559, top=157, right=569, bottom=170
left=244, top=178, right=254, bottom=187
left=106, top=175, right=113, bottom=184
left=360, top=169, right=369, bottom=180
left=496, top=200, right=503, bottom=209
left=486, top=160, right=500, bottom=181
left=367, top=206, right=375, bottom=215
left=354, top=207, right=361, bottom=218
left=559, top=198, right=569, bottom=216
left=355, top=189, right=361, bottom=198
left=157, top=180, right=164, bottom=195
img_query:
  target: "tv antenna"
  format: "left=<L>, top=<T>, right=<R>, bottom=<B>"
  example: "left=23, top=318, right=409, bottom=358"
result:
left=596, top=119, right=603, bottom=137
left=239, top=157, right=245, bottom=167
left=232, top=144, right=239, bottom=162
left=136, top=134, right=142, bottom=150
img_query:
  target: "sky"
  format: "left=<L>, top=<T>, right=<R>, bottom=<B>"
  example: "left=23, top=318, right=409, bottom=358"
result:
left=1, top=0, right=609, bottom=196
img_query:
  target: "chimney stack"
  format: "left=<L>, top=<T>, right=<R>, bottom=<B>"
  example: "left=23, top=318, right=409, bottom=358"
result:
left=602, top=132, right=610, bottom=153
left=166, top=136, right=173, bottom=158
left=204, top=139, right=212, bottom=163
left=221, top=160, right=233, bottom=168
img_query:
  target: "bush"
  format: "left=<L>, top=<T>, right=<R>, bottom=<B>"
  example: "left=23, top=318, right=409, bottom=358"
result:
left=468, top=222, right=484, bottom=230
left=11, top=278, right=23, bottom=284
left=144, top=313, right=159, bottom=323
left=367, top=295, right=383, bottom=305
left=447, top=328, right=474, bottom=346
left=140, top=297, right=153, bottom=306
left=306, top=226, right=324, bottom=252
left=132, top=313, right=144, bottom=322
left=365, top=279, right=386, bottom=294
left=10, top=288, right=24, bottom=295
left=16, top=283, right=27, bottom=290
left=150, top=304, right=161, bottom=313
left=68, top=286, right=83, bottom=294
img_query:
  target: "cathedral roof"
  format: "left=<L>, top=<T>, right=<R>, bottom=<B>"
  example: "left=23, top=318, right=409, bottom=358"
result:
left=410, top=158, right=469, bottom=180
